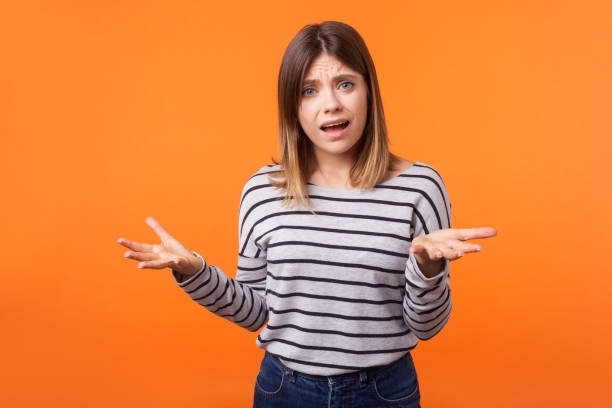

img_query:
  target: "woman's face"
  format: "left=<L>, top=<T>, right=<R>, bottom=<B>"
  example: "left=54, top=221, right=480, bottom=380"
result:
left=298, top=52, right=368, bottom=162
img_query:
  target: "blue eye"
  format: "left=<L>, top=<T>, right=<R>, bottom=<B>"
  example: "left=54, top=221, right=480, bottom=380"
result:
left=302, top=81, right=354, bottom=97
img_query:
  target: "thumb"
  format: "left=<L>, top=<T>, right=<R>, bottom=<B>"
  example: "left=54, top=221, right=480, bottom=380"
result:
left=410, top=243, right=425, bottom=254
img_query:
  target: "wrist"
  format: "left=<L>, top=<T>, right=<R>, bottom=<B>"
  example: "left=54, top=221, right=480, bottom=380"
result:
left=188, top=251, right=206, bottom=276
left=414, top=252, right=445, bottom=278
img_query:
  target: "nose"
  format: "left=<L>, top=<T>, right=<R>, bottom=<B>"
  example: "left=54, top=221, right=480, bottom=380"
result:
left=321, top=87, right=342, bottom=113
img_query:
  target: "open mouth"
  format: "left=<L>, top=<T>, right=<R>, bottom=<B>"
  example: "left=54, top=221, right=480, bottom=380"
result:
left=320, top=120, right=350, bottom=132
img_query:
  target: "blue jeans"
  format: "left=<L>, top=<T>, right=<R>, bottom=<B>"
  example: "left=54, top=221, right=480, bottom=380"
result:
left=253, top=351, right=421, bottom=407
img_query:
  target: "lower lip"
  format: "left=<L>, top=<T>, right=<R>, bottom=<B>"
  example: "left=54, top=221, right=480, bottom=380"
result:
left=321, top=122, right=350, bottom=138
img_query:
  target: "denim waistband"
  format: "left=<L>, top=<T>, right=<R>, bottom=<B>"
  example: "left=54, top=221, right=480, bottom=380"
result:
left=264, top=351, right=411, bottom=383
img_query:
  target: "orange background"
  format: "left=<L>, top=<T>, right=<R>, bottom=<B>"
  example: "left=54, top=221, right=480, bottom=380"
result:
left=2, top=1, right=611, bottom=407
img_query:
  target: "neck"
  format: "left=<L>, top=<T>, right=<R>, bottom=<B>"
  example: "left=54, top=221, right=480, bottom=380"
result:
left=309, top=146, right=358, bottom=188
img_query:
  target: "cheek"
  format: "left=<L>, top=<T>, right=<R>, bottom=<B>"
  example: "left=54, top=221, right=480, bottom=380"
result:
left=298, top=106, right=316, bottom=129
left=358, top=92, right=369, bottom=114
left=347, top=92, right=367, bottom=113
left=297, top=109, right=307, bottom=129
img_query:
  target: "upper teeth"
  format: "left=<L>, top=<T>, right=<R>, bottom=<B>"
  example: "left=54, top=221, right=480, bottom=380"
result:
left=323, top=121, right=347, bottom=128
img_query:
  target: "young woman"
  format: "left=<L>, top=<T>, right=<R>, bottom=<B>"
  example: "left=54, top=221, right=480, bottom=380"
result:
left=118, top=21, right=496, bottom=408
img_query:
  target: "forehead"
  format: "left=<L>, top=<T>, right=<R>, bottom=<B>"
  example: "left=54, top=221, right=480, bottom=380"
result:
left=302, top=53, right=360, bottom=83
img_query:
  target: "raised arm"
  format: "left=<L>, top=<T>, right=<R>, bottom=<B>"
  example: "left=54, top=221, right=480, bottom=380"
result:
left=403, top=169, right=453, bottom=341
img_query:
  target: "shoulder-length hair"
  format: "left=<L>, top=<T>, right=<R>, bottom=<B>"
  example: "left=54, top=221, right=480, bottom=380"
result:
left=267, top=20, right=402, bottom=213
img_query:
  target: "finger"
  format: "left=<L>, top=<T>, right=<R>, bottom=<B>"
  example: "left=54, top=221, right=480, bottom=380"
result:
left=449, top=240, right=482, bottom=254
left=124, top=251, right=158, bottom=262
left=409, top=242, right=426, bottom=254
left=429, top=241, right=466, bottom=261
left=461, top=243, right=482, bottom=253
left=425, top=244, right=445, bottom=261
left=439, top=245, right=464, bottom=260
left=137, top=257, right=177, bottom=270
left=145, top=216, right=173, bottom=241
left=117, top=237, right=155, bottom=252
left=456, top=227, right=497, bottom=241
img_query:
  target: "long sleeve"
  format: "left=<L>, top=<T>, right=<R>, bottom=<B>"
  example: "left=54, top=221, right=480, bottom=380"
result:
left=403, top=168, right=453, bottom=340
left=170, top=178, right=269, bottom=332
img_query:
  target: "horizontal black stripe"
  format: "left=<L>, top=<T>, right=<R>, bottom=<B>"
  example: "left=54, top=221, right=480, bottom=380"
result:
left=267, top=271, right=403, bottom=290
left=266, top=288, right=402, bottom=305
left=240, top=209, right=412, bottom=256
left=242, top=183, right=445, bottom=241
left=242, top=195, right=419, bottom=235
left=257, top=335, right=415, bottom=355
left=239, top=175, right=451, bottom=255
left=267, top=240, right=408, bottom=258
left=265, top=323, right=411, bottom=338
left=305, top=194, right=417, bottom=207
left=236, top=263, right=266, bottom=272
left=243, top=163, right=449, bottom=233
left=236, top=276, right=266, bottom=284
left=267, top=258, right=404, bottom=275
left=269, top=306, right=402, bottom=321
left=258, top=164, right=446, bottom=218
left=255, top=225, right=411, bottom=249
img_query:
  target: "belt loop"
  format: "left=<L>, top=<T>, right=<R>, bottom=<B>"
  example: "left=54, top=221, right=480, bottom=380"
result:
left=359, top=370, right=368, bottom=388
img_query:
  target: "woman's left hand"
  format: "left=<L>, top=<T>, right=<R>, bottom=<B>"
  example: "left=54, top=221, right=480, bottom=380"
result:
left=409, top=226, right=497, bottom=263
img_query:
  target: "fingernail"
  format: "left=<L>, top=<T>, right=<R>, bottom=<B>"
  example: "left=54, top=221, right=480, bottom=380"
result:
left=124, top=252, right=130, bottom=258
left=138, top=263, right=143, bottom=268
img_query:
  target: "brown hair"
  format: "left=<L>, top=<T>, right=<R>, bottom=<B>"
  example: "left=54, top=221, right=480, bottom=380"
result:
left=267, top=20, right=402, bottom=213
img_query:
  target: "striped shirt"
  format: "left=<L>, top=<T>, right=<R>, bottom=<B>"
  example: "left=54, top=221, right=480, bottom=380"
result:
left=171, top=161, right=453, bottom=376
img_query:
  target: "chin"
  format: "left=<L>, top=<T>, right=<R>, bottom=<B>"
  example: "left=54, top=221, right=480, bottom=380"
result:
left=318, top=141, right=359, bottom=154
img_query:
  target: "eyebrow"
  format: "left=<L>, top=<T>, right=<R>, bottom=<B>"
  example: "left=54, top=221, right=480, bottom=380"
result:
left=302, top=74, right=359, bottom=86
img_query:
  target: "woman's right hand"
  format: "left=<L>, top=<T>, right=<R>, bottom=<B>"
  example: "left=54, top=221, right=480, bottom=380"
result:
left=117, top=216, right=203, bottom=277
